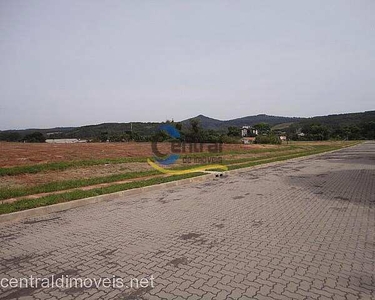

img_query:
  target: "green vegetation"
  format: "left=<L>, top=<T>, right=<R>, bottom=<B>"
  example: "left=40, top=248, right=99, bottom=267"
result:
left=208, top=143, right=356, bottom=171
left=0, top=131, right=21, bottom=142
left=226, top=145, right=343, bottom=170
left=227, top=126, right=241, bottom=137
left=0, top=170, right=160, bottom=200
left=0, top=173, right=203, bottom=215
left=286, top=121, right=375, bottom=141
left=283, top=111, right=375, bottom=141
left=253, top=122, right=271, bottom=135
left=254, top=134, right=281, bottom=144
left=23, top=132, right=46, bottom=143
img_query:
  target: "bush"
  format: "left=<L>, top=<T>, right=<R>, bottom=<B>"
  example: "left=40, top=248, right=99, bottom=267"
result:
left=23, top=132, right=46, bottom=143
left=254, top=134, right=281, bottom=144
left=0, top=132, right=21, bottom=142
left=221, top=135, right=241, bottom=144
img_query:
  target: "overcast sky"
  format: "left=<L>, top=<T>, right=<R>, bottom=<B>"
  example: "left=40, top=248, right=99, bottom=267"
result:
left=0, top=1, right=374, bottom=130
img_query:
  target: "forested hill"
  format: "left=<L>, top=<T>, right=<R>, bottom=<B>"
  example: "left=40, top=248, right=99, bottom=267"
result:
left=181, top=114, right=303, bottom=131
left=299, top=110, right=375, bottom=127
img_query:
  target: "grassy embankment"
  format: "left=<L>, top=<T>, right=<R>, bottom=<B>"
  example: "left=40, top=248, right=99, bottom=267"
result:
left=0, top=145, right=309, bottom=200
left=0, top=173, right=203, bottom=215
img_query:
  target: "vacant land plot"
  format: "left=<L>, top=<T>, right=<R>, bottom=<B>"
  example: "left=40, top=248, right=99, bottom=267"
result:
left=0, top=141, right=357, bottom=214
left=0, top=142, right=276, bottom=167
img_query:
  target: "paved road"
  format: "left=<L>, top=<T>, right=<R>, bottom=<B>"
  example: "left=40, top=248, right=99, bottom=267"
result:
left=1, top=142, right=374, bottom=300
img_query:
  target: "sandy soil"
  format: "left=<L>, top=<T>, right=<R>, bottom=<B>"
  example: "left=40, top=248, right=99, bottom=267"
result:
left=0, top=162, right=154, bottom=188
left=0, top=142, right=276, bottom=167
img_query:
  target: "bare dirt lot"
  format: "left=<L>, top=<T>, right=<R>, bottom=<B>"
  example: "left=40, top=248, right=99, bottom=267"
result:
left=0, top=141, right=351, bottom=201
left=0, top=142, right=276, bottom=167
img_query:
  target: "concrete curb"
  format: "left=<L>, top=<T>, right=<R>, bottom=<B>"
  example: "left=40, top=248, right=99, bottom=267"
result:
left=0, top=143, right=360, bottom=223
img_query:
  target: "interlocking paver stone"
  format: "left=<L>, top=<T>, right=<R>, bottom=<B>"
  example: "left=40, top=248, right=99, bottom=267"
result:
left=1, top=142, right=374, bottom=299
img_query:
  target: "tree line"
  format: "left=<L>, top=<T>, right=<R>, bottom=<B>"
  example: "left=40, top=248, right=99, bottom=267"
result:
left=286, top=121, right=375, bottom=141
left=1, top=119, right=374, bottom=143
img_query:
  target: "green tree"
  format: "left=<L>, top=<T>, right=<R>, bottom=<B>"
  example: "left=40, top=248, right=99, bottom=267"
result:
left=23, top=132, right=46, bottom=143
left=301, top=123, right=329, bottom=140
left=151, top=130, right=170, bottom=142
left=253, top=123, right=271, bottom=134
left=360, top=121, right=375, bottom=139
left=227, top=126, right=241, bottom=137
left=254, top=134, right=281, bottom=144
left=285, top=124, right=298, bottom=141
left=175, top=122, right=182, bottom=131
left=0, top=132, right=21, bottom=142
left=99, top=131, right=108, bottom=142
left=186, top=119, right=204, bottom=142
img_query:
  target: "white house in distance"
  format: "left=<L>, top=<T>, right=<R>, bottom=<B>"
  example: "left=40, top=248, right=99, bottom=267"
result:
left=241, top=126, right=258, bottom=144
left=241, top=126, right=258, bottom=137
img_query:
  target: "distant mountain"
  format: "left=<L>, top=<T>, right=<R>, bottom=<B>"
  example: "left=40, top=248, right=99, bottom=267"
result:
left=0, top=127, right=75, bottom=135
left=63, top=114, right=305, bottom=137
left=224, top=114, right=303, bottom=128
left=300, top=110, right=375, bottom=127
left=180, top=115, right=226, bottom=130
left=63, top=122, right=160, bottom=139
left=181, top=114, right=303, bottom=131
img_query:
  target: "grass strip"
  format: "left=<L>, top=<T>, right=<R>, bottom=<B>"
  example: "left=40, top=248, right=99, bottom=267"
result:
left=0, top=170, right=160, bottom=200
left=221, top=149, right=304, bottom=165
left=0, top=173, right=203, bottom=215
left=180, top=145, right=296, bottom=158
left=226, top=146, right=346, bottom=170
left=0, top=157, right=246, bottom=200
left=0, top=156, right=259, bottom=200
left=207, top=143, right=354, bottom=171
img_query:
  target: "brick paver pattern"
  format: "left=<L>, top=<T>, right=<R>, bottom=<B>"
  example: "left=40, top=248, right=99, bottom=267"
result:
left=0, top=142, right=374, bottom=300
